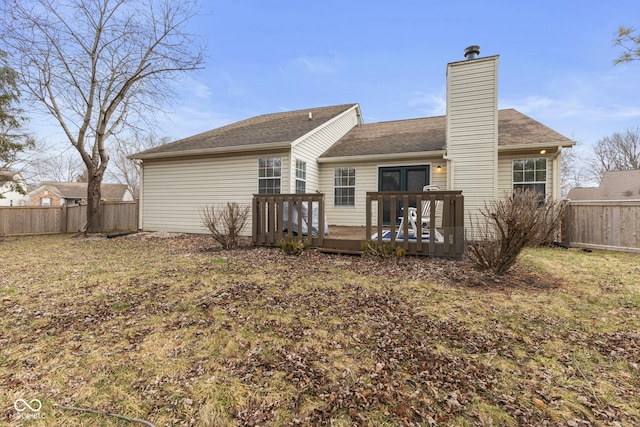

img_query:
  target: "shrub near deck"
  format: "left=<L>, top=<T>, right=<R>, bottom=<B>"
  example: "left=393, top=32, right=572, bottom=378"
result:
left=0, top=234, right=638, bottom=426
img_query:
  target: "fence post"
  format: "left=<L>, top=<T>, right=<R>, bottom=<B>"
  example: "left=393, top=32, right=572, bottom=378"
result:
left=61, top=204, right=68, bottom=233
left=561, top=200, right=571, bottom=246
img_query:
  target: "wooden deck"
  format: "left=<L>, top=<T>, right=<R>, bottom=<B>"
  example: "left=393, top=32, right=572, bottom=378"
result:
left=252, top=192, right=465, bottom=258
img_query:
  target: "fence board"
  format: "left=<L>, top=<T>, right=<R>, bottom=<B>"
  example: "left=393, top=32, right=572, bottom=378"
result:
left=0, top=201, right=138, bottom=236
left=565, top=200, right=640, bottom=252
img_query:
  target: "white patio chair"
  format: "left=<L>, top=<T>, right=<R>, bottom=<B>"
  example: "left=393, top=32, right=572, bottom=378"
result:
left=396, top=206, right=419, bottom=239
left=420, top=185, right=440, bottom=229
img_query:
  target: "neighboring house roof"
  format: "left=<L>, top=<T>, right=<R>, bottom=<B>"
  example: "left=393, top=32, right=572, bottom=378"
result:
left=567, top=170, right=640, bottom=201
left=28, top=182, right=130, bottom=200
left=320, top=108, right=573, bottom=159
left=133, top=104, right=359, bottom=159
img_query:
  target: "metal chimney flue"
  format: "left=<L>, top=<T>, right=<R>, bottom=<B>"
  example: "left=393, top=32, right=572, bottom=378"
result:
left=464, top=45, right=480, bottom=60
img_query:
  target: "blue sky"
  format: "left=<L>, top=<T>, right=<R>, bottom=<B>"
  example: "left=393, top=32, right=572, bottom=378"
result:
left=36, top=0, right=640, bottom=156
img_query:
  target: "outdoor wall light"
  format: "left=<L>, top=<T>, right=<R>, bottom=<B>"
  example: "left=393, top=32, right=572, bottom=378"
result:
left=436, top=165, right=442, bottom=172
left=540, top=149, right=547, bottom=155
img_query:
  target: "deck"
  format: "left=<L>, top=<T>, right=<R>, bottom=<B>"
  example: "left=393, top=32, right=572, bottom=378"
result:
left=252, top=191, right=465, bottom=258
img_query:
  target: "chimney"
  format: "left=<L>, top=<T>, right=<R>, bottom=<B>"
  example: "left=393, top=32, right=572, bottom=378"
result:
left=308, top=112, right=313, bottom=121
left=464, top=45, right=480, bottom=60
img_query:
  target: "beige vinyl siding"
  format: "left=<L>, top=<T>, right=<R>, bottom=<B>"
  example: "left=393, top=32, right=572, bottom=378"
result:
left=446, top=56, right=498, bottom=232
left=497, top=153, right=555, bottom=199
left=319, top=158, right=445, bottom=226
left=291, top=106, right=359, bottom=193
left=141, top=151, right=289, bottom=234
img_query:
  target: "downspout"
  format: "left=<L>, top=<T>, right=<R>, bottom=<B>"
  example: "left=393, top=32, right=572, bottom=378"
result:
left=553, top=146, right=563, bottom=200
left=443, top=152, right=454, bottom=190
left=138, top=160, right=144, bottom=231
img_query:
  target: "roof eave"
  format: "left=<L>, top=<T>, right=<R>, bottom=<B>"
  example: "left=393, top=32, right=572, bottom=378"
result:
left=132, top=141, right=292, bottom=160
left=317, top=150, right=445, bottom=164
left=498, top=141, right=575, bottom=153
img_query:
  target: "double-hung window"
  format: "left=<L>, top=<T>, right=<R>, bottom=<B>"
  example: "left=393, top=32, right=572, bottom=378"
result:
left=334, top=167, right=355, bottom=207
left=513, top=158, right=546, bottom=195
left=258, top=157, right=281, bottom=194
left=295, top=160, right=306, bottom=194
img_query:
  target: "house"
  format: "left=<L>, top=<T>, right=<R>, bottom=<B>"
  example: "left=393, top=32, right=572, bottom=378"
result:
left=567, top=170, right=640, bottom=201
left=28, top=182, right=134, bottom=206
left=0, top=170, right=29, bottom=206
left=132, top=46, right=575, bottom=235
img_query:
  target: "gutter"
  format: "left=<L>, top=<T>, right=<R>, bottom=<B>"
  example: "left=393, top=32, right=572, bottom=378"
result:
left=317, top=150, right=445, bottom=164
left=498, top=141, right=575, bottom=153
left=130, top=141, right=292, bottom=160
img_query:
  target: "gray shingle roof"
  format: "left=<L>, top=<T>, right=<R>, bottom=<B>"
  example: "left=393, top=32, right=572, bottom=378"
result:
left=133, top=104, right=573, bottom=160
left=320, top=108, right=573, bottom=158
left=567, top=170, right=640, bottom=200
left=134, top=104, right=358, bottom=158
left=320, top=116, right=446, bottom=158
left=497, top=109, right=573, bottom=146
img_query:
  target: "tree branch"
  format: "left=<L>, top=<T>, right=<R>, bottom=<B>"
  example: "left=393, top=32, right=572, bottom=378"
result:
left=54, top=404, right=156, bottom=427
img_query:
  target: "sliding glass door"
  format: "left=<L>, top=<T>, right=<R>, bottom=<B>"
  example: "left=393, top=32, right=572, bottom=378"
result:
left=379, top=166, right=430, bottom=223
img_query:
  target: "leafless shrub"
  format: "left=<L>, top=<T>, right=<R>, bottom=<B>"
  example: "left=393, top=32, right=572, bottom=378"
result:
left=200, top=202, right=250, bottom=250
left=467, top=191, right=566, bottom=275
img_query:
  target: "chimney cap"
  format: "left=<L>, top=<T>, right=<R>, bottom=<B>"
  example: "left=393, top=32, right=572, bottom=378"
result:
left=464, top=45, right=480, bottom=60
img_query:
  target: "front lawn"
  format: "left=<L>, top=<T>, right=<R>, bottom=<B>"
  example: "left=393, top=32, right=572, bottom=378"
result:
left=1, top=234, right=638, bottom=426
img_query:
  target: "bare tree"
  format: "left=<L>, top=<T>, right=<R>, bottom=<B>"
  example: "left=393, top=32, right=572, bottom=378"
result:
left=589, top=128, right=640, bottom=182
left=1, top=0, right=205, bottom=232
left=107, top=131, right=171, bottom=196
left=22, top=143, right=86, bottom=184
left=1, top=49, right=34, bottom=196
left=561, top=143, right=590, bottom=197
left=614, top=26, right=640, bottom=64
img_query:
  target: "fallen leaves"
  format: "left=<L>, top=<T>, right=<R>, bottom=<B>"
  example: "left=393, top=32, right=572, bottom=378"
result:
left=0, top=235, right=638, bottom=426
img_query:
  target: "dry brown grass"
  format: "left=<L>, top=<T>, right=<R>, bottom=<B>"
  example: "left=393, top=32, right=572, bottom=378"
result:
left=1, top=234, right=638, bottom=426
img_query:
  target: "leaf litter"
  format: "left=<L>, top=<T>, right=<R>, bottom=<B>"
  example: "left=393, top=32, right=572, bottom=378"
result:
left=0, top=234, right=638, bottom=426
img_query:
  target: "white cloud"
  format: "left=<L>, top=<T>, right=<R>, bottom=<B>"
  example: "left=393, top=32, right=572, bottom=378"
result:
left=291, top=53, right=340, bottom=75
left=192, top=82, right=213, bottom=99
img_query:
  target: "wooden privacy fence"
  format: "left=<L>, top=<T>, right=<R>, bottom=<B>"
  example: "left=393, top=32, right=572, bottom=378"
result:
left=366, top=191, right=465, bottom=258
left=563, top=200, right=640, bottom=252
left=0, top=201, right=139, bottom=236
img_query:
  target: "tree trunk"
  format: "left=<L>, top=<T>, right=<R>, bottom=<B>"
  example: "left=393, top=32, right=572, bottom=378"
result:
left=86, top=173, right=103, bottom=233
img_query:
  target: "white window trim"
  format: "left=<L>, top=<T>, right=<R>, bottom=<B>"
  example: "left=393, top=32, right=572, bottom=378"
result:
left=512, top=158, right=547, bottom=194
left=333, top=167, right=356, bottom=208
left=295, top=159, right=306, bottom=194
left=257, top=157, right=282, bottom=194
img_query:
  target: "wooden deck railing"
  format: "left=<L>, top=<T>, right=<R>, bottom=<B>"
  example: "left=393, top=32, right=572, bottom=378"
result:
left=252, top=191, right=465, bottom=258
left=252, top=193, right=326, bottom=247
left=365, top=191, right=465, bottom=258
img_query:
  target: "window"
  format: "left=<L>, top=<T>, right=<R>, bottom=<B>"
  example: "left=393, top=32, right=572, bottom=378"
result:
left=334, top=167, right=355, bottom=207
left=295, top=159, right=306, bottom=194
left=40, top=197, right=52, bottom=206
left=513, top=158, right=546, bottom=194
left=258, top=157, right=281, bottom=194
